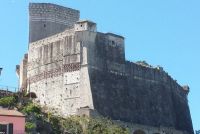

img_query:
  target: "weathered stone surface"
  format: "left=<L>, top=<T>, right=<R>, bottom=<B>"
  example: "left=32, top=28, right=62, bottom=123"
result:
left=85, top=33, right=193, bottom=133
left=29, top=3, right=79, bottom=43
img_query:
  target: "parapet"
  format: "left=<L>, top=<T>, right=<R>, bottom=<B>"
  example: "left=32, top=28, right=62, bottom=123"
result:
left=105, top=33, right=124, bottom=39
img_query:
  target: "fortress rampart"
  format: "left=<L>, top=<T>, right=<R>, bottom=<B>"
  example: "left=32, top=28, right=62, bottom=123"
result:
left=83, top=31, right=193, bottom=133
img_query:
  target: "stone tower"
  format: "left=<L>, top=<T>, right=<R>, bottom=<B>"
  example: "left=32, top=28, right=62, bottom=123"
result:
left=29, top=3, right=79, bottom=43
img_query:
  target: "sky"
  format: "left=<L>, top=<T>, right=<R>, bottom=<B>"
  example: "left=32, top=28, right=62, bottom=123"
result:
left=0, top=0, right=199, bottom=131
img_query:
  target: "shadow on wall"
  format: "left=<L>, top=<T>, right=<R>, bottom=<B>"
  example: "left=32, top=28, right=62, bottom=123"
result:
left=133, top=130, right=146, bottom=134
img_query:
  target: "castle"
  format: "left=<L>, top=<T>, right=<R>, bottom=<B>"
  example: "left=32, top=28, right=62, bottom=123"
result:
left=17, top=3, right=194, bottom=134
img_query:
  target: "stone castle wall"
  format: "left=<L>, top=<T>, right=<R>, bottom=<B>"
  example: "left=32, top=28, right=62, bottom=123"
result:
left=28, top=29, right=79, bottom=115
left=125, top=62, right=193, bottom=133
left=83, top=31, right=193, bottom=134
left=27, top=28, right=94, bottom=116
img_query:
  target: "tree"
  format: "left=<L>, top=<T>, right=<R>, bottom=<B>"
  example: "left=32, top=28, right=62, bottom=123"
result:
left=0, top=96, right=16, bottom=108
left=25, top=122, right=36, bottom=133
left=22, top=102, right=41, bottom=115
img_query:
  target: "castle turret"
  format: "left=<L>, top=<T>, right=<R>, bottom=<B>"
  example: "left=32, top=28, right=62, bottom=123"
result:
left=75, top=20, right=97, bottom=32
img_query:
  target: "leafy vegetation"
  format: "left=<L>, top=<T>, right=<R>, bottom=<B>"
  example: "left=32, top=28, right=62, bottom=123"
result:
left=25, top=122, right=36, bottom=132
left=49, top=115, right=62, bottom=134
left=22, top=102, right=41, bottom=115
left=41, top=115, right=129, bottom=134
left=61, top=116, right=85, bottom=134
left=0, top=95, right=129, bottom=134
left=87, top=117, right=129, bottom=134
left=0, top=96, right=16, bottom=108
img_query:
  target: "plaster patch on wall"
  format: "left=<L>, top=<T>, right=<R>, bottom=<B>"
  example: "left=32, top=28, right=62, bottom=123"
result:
left=64, top=71, right=80, bottom=85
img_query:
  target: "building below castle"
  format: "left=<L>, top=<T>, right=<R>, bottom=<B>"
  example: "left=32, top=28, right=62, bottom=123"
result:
left=17, top=3, right=194, bottom=134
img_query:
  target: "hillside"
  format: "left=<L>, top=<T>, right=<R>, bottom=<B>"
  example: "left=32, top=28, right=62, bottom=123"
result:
left=0, top=94, right=129, bottom=134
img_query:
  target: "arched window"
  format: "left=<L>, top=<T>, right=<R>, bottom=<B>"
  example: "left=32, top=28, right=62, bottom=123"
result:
left=133, top=129, right=146, bottom=134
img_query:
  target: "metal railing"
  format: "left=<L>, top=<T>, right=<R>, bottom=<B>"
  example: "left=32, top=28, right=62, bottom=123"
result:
left=0, top=85, right=19, bottom=93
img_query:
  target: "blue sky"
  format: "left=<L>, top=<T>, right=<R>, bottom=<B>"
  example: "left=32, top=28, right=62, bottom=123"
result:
left=0, top=0, right=199, bottom=131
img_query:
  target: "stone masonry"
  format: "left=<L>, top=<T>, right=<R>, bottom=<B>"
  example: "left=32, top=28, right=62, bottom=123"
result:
left=29, top=3, right=79, bottom=43
left=17, top=3, right=194, bottom=134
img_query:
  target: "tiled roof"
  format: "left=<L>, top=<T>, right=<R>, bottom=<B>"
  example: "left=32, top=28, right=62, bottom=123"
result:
left=0, top=109, right=25, bottom=117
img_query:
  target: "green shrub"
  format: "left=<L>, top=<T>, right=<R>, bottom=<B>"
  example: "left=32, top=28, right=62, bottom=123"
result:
left=0, top=96, right=16, bottom=107
left=49, top=115, right=62, bottom=134
left=22, top=102, right=41, bottom=115
left=87, top=117, right=129, bottom=134
left=87, top=118, right=109, bottom=134
left=108, top=124, right=129, bottom=134
left=25, top=122, right=36, bottom=132
left=62, top=116, right=83, bottom=134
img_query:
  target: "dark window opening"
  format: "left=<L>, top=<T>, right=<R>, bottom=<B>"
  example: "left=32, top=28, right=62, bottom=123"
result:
left=133, top=130, right=146, bottom=134
left=112, top=40, right=115, bottom=45
left=0, top=123, right=13, bottom=134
